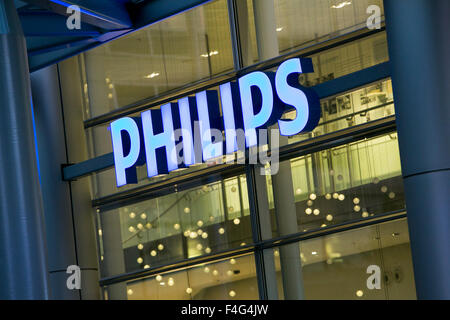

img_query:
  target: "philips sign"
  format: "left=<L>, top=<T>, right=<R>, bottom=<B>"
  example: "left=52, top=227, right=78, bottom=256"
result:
left=110, top=58, right=321, bottom=187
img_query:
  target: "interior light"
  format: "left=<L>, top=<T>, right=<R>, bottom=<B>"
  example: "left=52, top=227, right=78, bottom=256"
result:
left=233, top=218, right=240, bottom=225
left=229, top=290, right=236, bottom=297
left=325, top=193, right=332, bottom=200
left=204, top=267, right=210, bottom=273
left=137, top=257, right=143, bottom=264
left=326, top=214, right=333, bottom=221
left=212, top=270, right=219, bottom=276
left=353, top=197, right=360, bottom=204
left=186, top=288, right=193, bottom=294
left=295, top=188, right=302, bottom=195
left=201, top=232, right=208, bottom=239
left=128, top=226, right=136, bottom=233
left=144, top=264, right=150, bottom=269
left=150, top=250, right=157, bottom=256
left=174, top=223, right=181, bottom=230
left=354, top=205, right=361, bottom=212
left=184, top=207, right=191, bottom=214
left=157, top=244, right=164, bottom=251
left=145, top=222, right=152, bottom=229
left=168, top=277, right=174, bottom=286
left=137, top=243, right=144, bottom=250
left=196, top=243, right=203, bottom=250
left=197, top=220, right=204, bottom=227
left=276, top=27, right=283, bottom=32
left=127, top=289, right=133, bottom=295
left=309, top=193, right=317, bottom=201
left=205, top=247, right=211, bottom=254
left=227, top=270, right=234, bottom=276
left=331, top=1, right=352, bottom=9
left=201, top=50, right=219, bottom=58
left=137, top=223, right=144, bottom=230
left=156, top=275, right=163, bottom=282
left=356, top=290, right=364, bottom=297
left=218, top=228, right=225, bottom=234
left=305, top=208, right=312, bottom=215
left=140, top=213, right=147, bottom=220
left=338, top=194, right=345, bottom=201
left=129, top=212, right=136, bottom=219
left=230, top=259, right=236, bottom=265
left=313, top=209, right=320, bottom=216
left=312, top=251, right=318, bottom=255
left=145, top=72, right=160, bottom=79
left=190, top=231, right=198, bottom=239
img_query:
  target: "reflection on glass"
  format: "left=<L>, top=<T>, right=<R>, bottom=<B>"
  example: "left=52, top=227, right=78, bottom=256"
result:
left=287, top=78, right=394, bottom=144
left=82, top=0, right=233, bottom=118
left=273, top=218, right=416, bottom=299
left=267, top=133, right=404, bottom=232
left=242, top=0, right=385, bottom=66
left=98, top=175, right=252, bottom=277
left=122, top=254, right=258, bottom=300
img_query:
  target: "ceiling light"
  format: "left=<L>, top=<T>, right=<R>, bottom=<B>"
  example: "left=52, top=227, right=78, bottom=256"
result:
left=201, top=50, right=219, bottom=58
left=145, top=72, right=160, bottom=79
left=312, top=251, right=317, bottom=255
left=331, top=1, right=352, bottom=9
left=276, top=27, right=283, bottom=32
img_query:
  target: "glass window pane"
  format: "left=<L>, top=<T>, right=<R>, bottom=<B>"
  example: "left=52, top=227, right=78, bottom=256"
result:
left=273, top=218, right=416, bottom=299
left=82, top=0, right=233, bottom=119
left=266, top=133, right=404, bottom=233
left=108, top=253, right=259, bottom=300
left=242, top=0, right=385, bottom=65
left=98, top=175, right=252, bottom=277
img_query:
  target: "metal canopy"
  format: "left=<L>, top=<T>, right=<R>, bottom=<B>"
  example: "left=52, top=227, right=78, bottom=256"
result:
left=15, top=0, right=211, bottom=72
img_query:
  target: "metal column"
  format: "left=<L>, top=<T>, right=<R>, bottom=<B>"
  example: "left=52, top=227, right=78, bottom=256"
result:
left=252, top=0, right=305, bottom=300
left=0, top=0, right=49, bottom=299
left=384, top=0, right=450, bottom=299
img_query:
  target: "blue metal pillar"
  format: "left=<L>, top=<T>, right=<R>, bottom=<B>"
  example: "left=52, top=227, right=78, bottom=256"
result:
left=384, top=0, right=450, bottom=299
left=0, top=0, right=49, bottom=299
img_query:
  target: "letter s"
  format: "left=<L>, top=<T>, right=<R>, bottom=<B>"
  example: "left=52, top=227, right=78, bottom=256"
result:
left=275, top=58, right=321, bottom=136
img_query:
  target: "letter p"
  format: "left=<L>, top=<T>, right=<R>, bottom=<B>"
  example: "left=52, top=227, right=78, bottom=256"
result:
left=110, top=117, right=141, bottom=187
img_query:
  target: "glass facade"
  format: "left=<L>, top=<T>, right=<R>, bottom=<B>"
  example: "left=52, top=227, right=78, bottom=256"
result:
left=56, top=0, right=417, bottom=300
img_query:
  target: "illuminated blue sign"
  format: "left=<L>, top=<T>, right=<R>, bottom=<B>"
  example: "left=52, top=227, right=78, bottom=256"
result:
left=110, top=58, right=321, bottom=187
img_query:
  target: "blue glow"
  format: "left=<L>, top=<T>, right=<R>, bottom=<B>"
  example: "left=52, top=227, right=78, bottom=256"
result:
left=219, top=82, right=237, bottom=153
left=110, top=117, right=141, bottom=187
left=238, top=71, right=273, bottom=147
left=196, top=91, right=223, bottom=160
left=178, top=97, right=195, bottom=165
left=141, top=104, right=178, bottom=177
left=275, top=58, right=310, bottom=136
left=50, top=0, right=96, bottom=17
left=30, top=96, right=41, bottom=185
